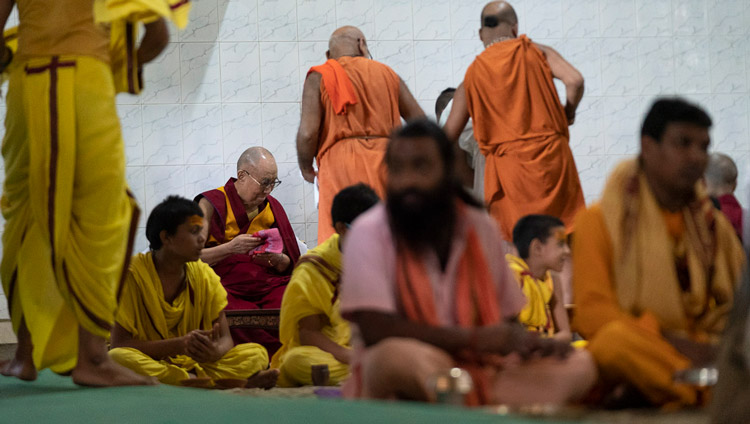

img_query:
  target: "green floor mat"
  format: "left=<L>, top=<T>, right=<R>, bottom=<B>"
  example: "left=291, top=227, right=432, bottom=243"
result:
left=0, top=371, right=568, bottom=424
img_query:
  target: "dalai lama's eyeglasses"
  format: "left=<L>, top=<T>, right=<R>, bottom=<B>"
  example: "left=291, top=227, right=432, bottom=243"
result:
left=240, top=169, right=282, bottom=192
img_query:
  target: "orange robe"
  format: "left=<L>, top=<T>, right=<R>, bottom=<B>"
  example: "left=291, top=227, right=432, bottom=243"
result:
left=310, top=56, right=400, bottom=241
left=463, top=35, right=584, bottom=240
left=572, top=159, right=745, bottom=407
left=395, top=202, right=503, bottom=406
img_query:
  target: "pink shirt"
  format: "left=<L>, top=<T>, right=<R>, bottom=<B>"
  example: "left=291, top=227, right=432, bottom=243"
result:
left=340, top=204, right=525, bottom=326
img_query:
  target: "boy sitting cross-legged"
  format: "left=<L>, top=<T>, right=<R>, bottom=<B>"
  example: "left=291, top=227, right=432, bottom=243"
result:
left=109, top=196, right=278, bottom=388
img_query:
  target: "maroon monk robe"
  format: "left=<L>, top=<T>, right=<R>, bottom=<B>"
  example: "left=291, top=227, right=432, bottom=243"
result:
left=718, top=193, right=743, bottom=241
left=196, top=178, right=301, bottom=357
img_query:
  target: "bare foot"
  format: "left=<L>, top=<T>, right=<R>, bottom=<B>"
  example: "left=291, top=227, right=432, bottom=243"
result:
left=73, top=325, right=157, bottom=387
left=1, top=356, right=37, bottom=381
left=1, top=319, right=38, bottom=381
left=246, top=369, right=279, bottom=390
left=72, top=357, right=158, bottom=387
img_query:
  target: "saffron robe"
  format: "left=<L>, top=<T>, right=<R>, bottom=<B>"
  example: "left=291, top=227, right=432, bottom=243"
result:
left=94, top=0, right=192, bottom=94
left=271, top=234, right=350, bottom=386
left=110, top=252, right=268, bottom=385
left=463, top=35, right=584, bottom=240
left=572, top=159, right=745, bottom=406
left=310, top=56, right=400, bottom=241
left=195, top=178, right=300, bottom=356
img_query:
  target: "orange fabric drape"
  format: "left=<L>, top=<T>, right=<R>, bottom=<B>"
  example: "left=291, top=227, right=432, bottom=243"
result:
left=463, top=35, right=584, bottom=240
left=307, top=59, right=358, bottom=115
left=572, top=159, right=745, bottom=406
left=395, top=204, right=501, bottom=405
left=310, top=56, right=400, bottom=242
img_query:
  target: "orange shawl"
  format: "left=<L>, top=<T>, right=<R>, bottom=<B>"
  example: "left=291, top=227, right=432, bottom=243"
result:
left=396, top=203, right=500, bottom=405
left=307, top=59, right=358, bottom=115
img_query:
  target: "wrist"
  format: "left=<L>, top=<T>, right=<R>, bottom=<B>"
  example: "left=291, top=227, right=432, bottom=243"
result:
left=467, top=327, right=481, bottom=353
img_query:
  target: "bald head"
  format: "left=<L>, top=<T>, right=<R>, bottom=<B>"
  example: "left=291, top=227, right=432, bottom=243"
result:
left=328, top=26, right=369, bottom=60
left=705, top=152, right=738, bottom=196
left=479, top=1, right=518, bottom=46
left=237, top=146, right=276, bottom=171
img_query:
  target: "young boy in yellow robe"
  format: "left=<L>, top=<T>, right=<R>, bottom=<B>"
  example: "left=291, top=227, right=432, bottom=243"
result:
left=272, top=184, right=379, bottom=386
left=506, top=214, right=572, bottom=343
left=110, top=196, right=278, bottom=388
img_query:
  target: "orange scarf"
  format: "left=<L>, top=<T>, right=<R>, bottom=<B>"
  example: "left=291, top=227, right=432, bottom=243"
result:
left=308, top=59, right=358, bottom=115
left=396, top=203, right=500, bottom=405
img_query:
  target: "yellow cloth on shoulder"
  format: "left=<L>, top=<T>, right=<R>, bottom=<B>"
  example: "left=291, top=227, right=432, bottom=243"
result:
left=271, top=234, right=351, bottom=386
left=116, top=252, right=227, bottom=341
left=94, top=0, right=192, bottom=29
left=94, top=0, right=192, bottom=94
left=573, top=158, right=745, bottom=406
left=112, top=252, right=269, bottom=385
left=600, top=159, right=744, bottom=339
left=505, top=254, right=555, bottom=336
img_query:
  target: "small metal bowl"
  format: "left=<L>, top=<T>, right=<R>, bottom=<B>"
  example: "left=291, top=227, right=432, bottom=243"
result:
left=673, top=367, right=719, bottom=387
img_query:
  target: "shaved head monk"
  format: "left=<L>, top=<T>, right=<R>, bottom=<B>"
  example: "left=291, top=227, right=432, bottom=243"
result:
left=443, top=1, right=586, bottom=241
left=340, top=120, right=596, bottom=406
left=195, top=147, right=301, bottom=356
left=296, top=25, right=425, bottom=242
left=573, top=98, right=745, bottom=408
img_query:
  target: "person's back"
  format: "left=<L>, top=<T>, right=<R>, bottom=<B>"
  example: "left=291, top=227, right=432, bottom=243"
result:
left=273, top=183, right=379, bottom=387
left=16, top=0, right=109, bottom=63
left=464, top=36, right=567, bottom=146
left=296, top=25, right=424, bottom=243
left=444, top=2, right=585, bottom=241
left=315, top=56, right=400, bottom=159
left=272, top=234, right=349, bottom=386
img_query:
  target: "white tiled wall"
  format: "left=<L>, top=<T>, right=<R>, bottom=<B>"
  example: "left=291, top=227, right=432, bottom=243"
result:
left=1, top=0, right=749, bottom=319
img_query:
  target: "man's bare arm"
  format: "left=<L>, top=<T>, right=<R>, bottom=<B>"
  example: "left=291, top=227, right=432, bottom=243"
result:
left=442, top=84, right=471, bottom=142
left=0, top=0, right=14, bottom=67
left=298, top=314, right=352, bottom=364
left=536, top=44, right=584, bottom=125
left=137, top=18, right=169, bottom=64
left=296, top=72, right=323, bottom=183
left=397, top=78, right=425, bottom=121
left=550, top=274, right=572, bottom=343
left=111, top=322, right=193, bottom=360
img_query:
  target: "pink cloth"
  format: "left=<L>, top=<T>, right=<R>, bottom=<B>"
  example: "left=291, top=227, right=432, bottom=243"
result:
left=340, top=204, right=525, bottom=326
left=250, top=228, right=284, bottom=255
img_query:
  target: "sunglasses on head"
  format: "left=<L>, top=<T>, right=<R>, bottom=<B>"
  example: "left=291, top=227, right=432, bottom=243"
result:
left=483, top=15, right=501, bottom=28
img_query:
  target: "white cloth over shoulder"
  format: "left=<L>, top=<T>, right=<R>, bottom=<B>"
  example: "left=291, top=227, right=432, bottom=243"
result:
left=440, top=99, right=485, bottom=202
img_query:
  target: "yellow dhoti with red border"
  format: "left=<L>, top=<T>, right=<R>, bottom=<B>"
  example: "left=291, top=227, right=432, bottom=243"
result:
left=1, top=55, right=138, bottom=373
